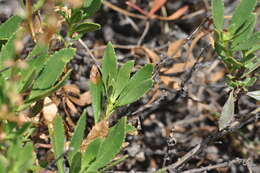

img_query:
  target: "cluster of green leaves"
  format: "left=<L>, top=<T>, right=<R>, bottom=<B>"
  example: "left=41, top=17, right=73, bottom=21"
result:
left=51, top=111, right=134, bottom=173
left=50, top=42, right=153, bottom=172
left=58, top=0, right=102, bottom=37
left=212, top=0, right=260, bottom=130
left=90, top=42, right=153, bottom=123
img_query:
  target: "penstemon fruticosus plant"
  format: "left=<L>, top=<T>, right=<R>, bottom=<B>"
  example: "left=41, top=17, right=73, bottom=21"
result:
left=212, top=0, right=259, bottom=130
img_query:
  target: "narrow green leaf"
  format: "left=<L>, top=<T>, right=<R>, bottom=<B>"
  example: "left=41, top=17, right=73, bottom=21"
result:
left=83, top=0, right=102, bottom=18
left=112, top=60, right=134, bottom=100
left=17, top=142, right=34, bottom=173
left=89, top=81, right=102, bottom=123
left=69, top=152, right=82, bottom=173
left=117, top=64, right=153, bottom=102
left=0, top=156, right=6, bottom=173
left=243, top=57, right=260, bottom=77
left=101, top=42, right=118, bottom=89
left=0, top=16, right=22, bottom=40
left=218, top=90, right=235, bottom=130
left=68, top=110, right=87, bottom=165
left=81, top=138, right=103, bottom=172
left=17, top=44, right=49, bottom=93
left=25, top=70, right=71, bottom=104
left=117, top=79, right=152, bottom=106
left=212, top=0, right=224, bottom=31
left=234, top=32, right=260, bottom=51
left=87, top=117, right=126, bottom=172
left=229, top=0, right=257, bottom=34
left=32, top=48, right=75, bottom=90
left=231, top=13, right=256, bottom=49
left=247, top=90, right=260, bottom=101
left=51, top=115, right=65, bottom=173
left=0, top=34, right=16, bottom=77
left=73, top=22, right=100, bottom=35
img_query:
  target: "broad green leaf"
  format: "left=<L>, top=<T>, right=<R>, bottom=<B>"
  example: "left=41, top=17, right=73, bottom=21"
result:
left=83, top=0, right=102, bottom=18
left=219, top=90, right=235, bottom=130
left=87, top=117, right=126, bottom=172
left=117, top=79, right=152, bottom=106
left=101, top=42, right=117, bottom=89
left=117, top=64, right=153, bottom=102
left=228, top=0, right=257, bottom=34
left=89, top=81, right=102, bottom=123
left=51, top=115, right=65, bottom=173
left=231, top=13, right=256, bottom=49
left=0, top=16, right=22, bottom=40
left=81, top=138, right=103, bottom=172
left=69, top=152, right=82, bottom=173
left=68, top=110, right=87, bottom=165
left=32, top=48, right=75, bottom=89
left=234, top=32, right=260, bottom=51
left=0, top=34, right=16, bottom=77
left=212, top=0, right=224, bottom=31
left=247, top=90, right=260, bottom=101
left=73, top=22, right=100, bottom=35
left=112, top=60, right=134, bottom=101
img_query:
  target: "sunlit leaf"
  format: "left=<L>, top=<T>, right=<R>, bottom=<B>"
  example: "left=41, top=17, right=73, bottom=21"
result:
left=51, top=115, right=65, bottom=173
left=247, top=90, right=260, bottom=101
left=219, top=90, right=235, bottom=130
left=212, top=0, right=224, bottom=31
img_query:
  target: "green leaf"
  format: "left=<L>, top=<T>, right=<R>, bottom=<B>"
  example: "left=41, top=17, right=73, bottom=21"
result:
left=51, top=115, right=65, bottom=173
left=117, top=64, right=153, bottom=103
left=231, top=13, right=256, bottom=49
left=17, top=44, right=49, bottom=93
left=83, top=0, right=102, bottom=18
left=73, top=22, right=101, bottom=35
left=247, top=90, right=260, bottom=101
left=68, top=110, right=87, bottom=165
left=218, top=90, right=235, bottom=130
left=101, top=42, right=118, bottom=89
left=0, top=16, right=22, bottom=40
left=0, top=34, right=16, bottom=77
left=25, top=70, right=71, bottom=104
left=89, top=81, right=103, bottom=123
left=70, top=9, right=83, bottom=24
left=81, top=138, right=103, bottom=172
left=32, top=48, right=75, bottom=90
left=228, top=0, right=257, bottom=34
left=234, top=32, right=260, bottom=51
left=212, top=0, right=224, bottom=31
left=87, top=117, right=126, bottom=172
left=112, top=60, right=134, bottom=101
left=69, top=152, right=82, bottom=173
left=117, top=79, right=152, bottom=106
left=243, top=57, right=260, bottom=77
left=125, top=123, right=136, bottom=134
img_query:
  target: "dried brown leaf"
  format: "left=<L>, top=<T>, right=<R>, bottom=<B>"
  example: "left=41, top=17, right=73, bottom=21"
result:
left=142, top=46, right=160, bottom=63
left=167, top=39, right=185, bottom=57
left=69, top=91, right=92, bottom=106
left=81, top=120, right=109, bottom=151
left=147, top=0, right=167, bottom=17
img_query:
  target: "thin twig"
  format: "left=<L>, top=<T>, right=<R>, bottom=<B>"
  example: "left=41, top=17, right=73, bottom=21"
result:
left=181, top=158, right=246, bottom=173
left=155, top=112, right=259, bottom=172
left=137, top=21, right=150, bottom=45
left=78, top=38, right=101, bottom=71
